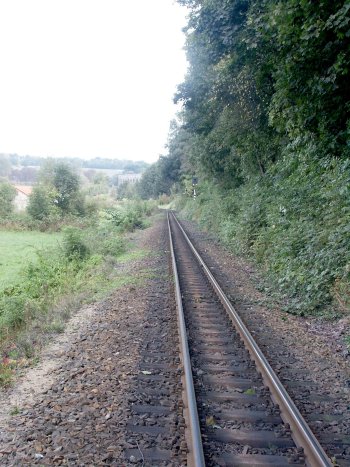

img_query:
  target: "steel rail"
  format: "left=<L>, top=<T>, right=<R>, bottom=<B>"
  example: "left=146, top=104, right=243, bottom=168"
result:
left=167, top=212, right=206, bottom=467
left=170, top=211, right=332, bottom=467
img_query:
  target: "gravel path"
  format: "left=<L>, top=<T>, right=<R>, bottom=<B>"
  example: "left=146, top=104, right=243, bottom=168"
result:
left=0, top=213, right=185, bottom=466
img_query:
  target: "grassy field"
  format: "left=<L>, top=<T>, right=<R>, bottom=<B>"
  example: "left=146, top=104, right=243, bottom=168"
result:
left=0, top=231, right=62, bottom=291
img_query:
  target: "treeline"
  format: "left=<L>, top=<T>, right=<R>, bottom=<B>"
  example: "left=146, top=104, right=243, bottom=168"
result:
left=0, top=158, right=147, bottom=229
left=140, top=0, right=350, bottom=315
left=3, top=154, right=149, bottom=173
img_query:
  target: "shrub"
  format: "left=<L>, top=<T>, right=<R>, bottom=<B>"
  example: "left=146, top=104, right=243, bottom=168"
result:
left=104, top=200, right=156, bottom=232
left=62, top=227, right=90, bottom=260
left=84, top=226, right=126, bottom=257
left=0, top=296, right=27, bottom=332
left=0, top=246, right=81, bottom=341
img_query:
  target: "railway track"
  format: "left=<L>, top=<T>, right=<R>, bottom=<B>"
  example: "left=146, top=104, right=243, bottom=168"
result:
left=168, top=211, right=334, bottom=467
left=124, top=212, right=343, bottom=466
left=123, top=225, right=187, bottom=465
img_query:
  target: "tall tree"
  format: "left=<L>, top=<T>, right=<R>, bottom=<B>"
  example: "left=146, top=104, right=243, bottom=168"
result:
left=53, top=163, right=80, bottom=212
left=28, top=161, right=85, bottom=220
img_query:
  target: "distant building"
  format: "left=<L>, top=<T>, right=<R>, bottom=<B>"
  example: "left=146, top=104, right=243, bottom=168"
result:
left=116, top=173, right=142, bottom=185
left=13, top=185, right=33, bottom=211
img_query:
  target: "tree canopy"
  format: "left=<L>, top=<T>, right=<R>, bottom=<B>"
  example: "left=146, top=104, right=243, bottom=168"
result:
left=28, top=162, right=85, bottom=220
left=140, top=0, right=350, bottom=314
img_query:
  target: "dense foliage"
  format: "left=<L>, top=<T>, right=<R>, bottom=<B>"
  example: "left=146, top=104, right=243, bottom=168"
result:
left=0, top=182, right=16, bottom=219
left=28, top=162, right=86, bottom=222
left=144, top=0, right=350, bottom=315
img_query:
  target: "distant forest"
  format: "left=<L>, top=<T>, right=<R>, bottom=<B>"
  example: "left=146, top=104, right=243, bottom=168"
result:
left=6, top=154, right=149, bottom=173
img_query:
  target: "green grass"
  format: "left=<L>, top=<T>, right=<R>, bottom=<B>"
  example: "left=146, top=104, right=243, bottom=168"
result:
left=9, top=406, right=20, bottom=416
left=0, top=231, right=62, bottom=291
left=117, top=248, right=150, bottom=263
left=345, top=335, right=350, bottom=349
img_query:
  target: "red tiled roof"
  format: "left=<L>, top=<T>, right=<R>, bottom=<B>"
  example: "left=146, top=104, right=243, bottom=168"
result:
left=14, top=185, right=33, bottom=196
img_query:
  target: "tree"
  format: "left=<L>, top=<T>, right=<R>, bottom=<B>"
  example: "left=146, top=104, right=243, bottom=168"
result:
left=174, top=0, right=281, bottom=186
left=52, top=163, right=80, bottom=212
left=27, top=161, right=85, bottom=220
left=137, top=153, right=182, bottom=199
left=0, top=182, right=16, bottom=218
left=168, top=0, right=350, bottom=314
left=264, top=0, right=350, bottom=158
left=27, top=186, right=59, bottom=221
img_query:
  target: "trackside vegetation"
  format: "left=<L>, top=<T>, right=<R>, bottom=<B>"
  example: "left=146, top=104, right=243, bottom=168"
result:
left=139, top=0, right=350, bottom=317
left=0, top=200, right=156, bottom=385
left=0, top=159, right=157, bottom=385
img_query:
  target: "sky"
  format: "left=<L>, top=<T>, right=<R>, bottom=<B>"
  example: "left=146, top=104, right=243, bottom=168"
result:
left=0, top=0, right=188, bottom=163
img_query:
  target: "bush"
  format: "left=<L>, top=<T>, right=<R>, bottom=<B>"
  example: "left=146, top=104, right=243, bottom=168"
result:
left=27, top=186, right=60, bottom=222
left=101, top=236, right=125, bottom=257
left=104, top=200, right=156, bottom=232
left=0, top=241, right=92, bottom=341
left=107, top=207, right=143, bottom=231
left=62, top=227, right=90, bottom=260
left=0, top=250, right=73, bottom=339
left=0, top=296, right=27, bottom=332
left=84, top=226, right=126, bottom=257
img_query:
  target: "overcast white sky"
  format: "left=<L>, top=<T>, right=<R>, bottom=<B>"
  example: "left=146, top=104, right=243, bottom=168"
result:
left=0, top=0, right=188, bottom=163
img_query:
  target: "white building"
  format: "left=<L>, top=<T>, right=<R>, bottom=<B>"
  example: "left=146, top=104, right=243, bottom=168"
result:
left=116, top=173, right=142, bottom=185
left=13, top=185, right=32, bottom=211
